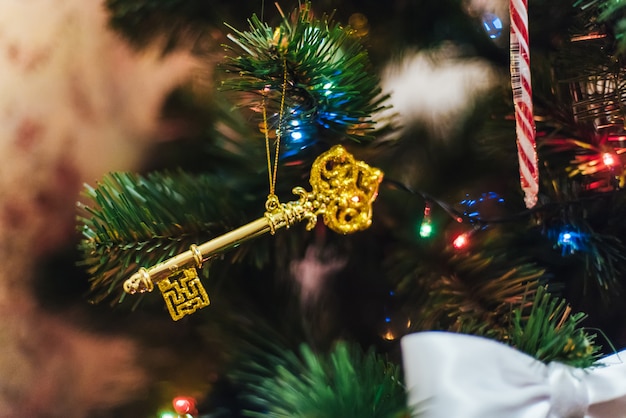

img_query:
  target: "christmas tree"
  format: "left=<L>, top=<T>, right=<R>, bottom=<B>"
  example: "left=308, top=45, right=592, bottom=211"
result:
left=25, top=0, right=626, bottom=416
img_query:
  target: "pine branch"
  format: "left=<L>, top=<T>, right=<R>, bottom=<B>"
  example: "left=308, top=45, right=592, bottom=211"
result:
left=509, top=286, right=602, bottom=367
left=78, top=170, right=249, bottom=305
left=575, top=0, right=626, bottom=53
left=532, top=137, right=626, bottom=298
left=220, top=2, right=389, bottom=144
left=233, top=342, right=408, bottom=418
left=391, top=241, right=546, bottom=338
left=557, top=223, right=626, bottom=294
left=428, top=252, right=544, bottom=335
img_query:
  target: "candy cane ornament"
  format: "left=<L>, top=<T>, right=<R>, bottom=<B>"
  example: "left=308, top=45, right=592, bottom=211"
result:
left=510, top=0, right=538, bottom=208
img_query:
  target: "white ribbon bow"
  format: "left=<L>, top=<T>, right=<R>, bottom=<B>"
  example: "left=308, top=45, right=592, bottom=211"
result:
left=401, top=332, right=626, bottom=418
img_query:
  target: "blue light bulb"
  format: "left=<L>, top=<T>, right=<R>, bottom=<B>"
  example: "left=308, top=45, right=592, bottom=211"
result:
left=557, top=229, right=582, bottom=255
left=280, top=108, right=318, bottom=158
left=559, top=232, right=572, bottom=243
left=482, top=12, right=503, bottom=40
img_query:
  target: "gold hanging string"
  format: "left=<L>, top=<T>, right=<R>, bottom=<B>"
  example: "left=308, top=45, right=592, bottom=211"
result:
left=261, top=56, right=289, bottom=211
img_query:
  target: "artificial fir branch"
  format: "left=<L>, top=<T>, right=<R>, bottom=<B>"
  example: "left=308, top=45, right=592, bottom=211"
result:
left=388, top=239, right=546, bottom=337
left=233, top=342, right=408, bottom=418
left=78, top=170, right=249, bottom=304
left=544, top=216, right=626, bottom=295
left=220, top=2, right=389, bottom=144
left=538, top=141, right=626, bottom=296
left=509, top=286, right=601, bottom=367
left=423, top=253, right=544, bottom=335
left=534, top=135, right=626, bottom=296
left=574, top=0, right=626, bottom=54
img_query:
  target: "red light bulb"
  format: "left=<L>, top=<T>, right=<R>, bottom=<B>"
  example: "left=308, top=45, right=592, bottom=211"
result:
left=173, top=396, right=196, bottom=415
left=453, top=233, right=469, bottom=249
left=602, top=152, right=616, bottom=167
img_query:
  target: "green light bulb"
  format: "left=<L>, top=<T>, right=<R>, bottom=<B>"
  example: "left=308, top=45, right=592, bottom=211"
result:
left=419, top=222, right=433, bottom=238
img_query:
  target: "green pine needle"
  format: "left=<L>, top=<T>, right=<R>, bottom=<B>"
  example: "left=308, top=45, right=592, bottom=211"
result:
left=575, top=0, right=626, bottom=22
left=403, top=249, right=545, bottom=337
left=574, top=0, right=626, bottom=54
left=509, top=286, right=601, bottom=368
left=581, top=230, right=626, bottom=294
left=221, top=1, right=389, bottom=143
left=78, top=170, right=246, bottom=305
left=235, top=342, right=408, bottom=418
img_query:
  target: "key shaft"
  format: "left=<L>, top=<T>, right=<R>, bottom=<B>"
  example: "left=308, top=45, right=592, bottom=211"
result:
left=123, top=207, right=299, bottom=294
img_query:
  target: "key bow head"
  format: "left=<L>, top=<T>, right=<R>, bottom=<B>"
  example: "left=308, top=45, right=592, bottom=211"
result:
left=309, top=145, right=383, bottom=234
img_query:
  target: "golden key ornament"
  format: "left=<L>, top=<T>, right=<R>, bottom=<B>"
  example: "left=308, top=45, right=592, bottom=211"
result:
left=123, top=145, right=383, bottom=320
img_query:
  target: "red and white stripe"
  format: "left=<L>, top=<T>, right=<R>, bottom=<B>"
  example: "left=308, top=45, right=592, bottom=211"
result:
left=510, top=0, right=538, bottom=208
